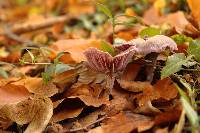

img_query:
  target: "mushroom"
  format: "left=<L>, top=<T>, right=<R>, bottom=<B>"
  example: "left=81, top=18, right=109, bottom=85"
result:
left=83, top=35, right=178, bottom=92
left=83, top=46, right=136, bottom=92
left=115, top=35, right=177, bottom=55
left=115, top=35, right=178, bottom=82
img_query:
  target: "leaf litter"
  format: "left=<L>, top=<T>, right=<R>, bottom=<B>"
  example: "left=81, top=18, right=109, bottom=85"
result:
left=0, top=0, right=200, bottom=133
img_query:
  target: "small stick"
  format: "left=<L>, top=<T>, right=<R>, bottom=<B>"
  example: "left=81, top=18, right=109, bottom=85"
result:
left=3, top=26, right=41, bottom=46
left=1, top=15, right=74, bottom=35
left=64, top=116, right=107, bottom=133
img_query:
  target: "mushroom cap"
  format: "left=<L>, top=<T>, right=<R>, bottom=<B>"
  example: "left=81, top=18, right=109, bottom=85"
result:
left=115, top=35, right=178, bottom=55
left=83, top=46, right=136, bottom=74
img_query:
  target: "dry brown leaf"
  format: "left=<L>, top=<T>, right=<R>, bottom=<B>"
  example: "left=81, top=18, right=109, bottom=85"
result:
left=52, top=98, right=84, bottom=122
left=143, top=8, right=199, bottom=35
left=154, top=127, right=169, bottom=133
left=154, top=102, right=182, bottom=126
left=13, top=77, right=58, bottom=97
left=117, top=80, right=152, bottom=92
left=132, top=78, right=178, bottom=106
left=65, top=0, right=95, bottom=16
left=143, top=7, right=162, bottom=25
left=51, top=39, right=102, bottom=64
left=52, top=69, right=77, bottom=93
left=0, top=96, right=53, bottom=133
left=116, top=32, right=135, bottom=41
left=154, top=78, right=178, bottom=100
left=121, top=63, right=142, bottom=81
left=101, top=112, right=154, bottom=133
left=134, top=101, right=161, bottom=115
left=24, top=97, right=53, bottom=133
left=64, top=84, right=109, bottom=107
left=187, top=0, right=200, bottom=27
left=164, top=11, right=199, bottom=35
left=104, top=97, right=136, bottom=116
left=67, top=109, right=105, bottom=131
left=0, top=115, right=12, bottom=130
left=0, top=129, right=13, bottom=133
left=0, top=84, right=31, bottom=106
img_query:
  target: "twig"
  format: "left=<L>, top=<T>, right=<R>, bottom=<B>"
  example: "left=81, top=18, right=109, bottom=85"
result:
left=64, top=116, right=107, bottom=133
left=181, top=68, right=200, bottom=72
left=21, top=62, right=52, bottom=65
left=1, top=15, right=74, bottom=35
left=3, top=26, right=42, bottom=46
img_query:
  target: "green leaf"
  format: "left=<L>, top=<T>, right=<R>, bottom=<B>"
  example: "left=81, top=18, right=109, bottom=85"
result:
left=171, top=34, right=192, bottom=45
left=188, top=40, right=200, bottom=62
left=139, top=27, right=161, bottom=38
left=161, top=53, right=190, bottom=79
left=17, top=0, right=28, bottom=6
left=54, top=52, right=65, bottom=64
left=118, top=0, right=125, bottom=10
left=0, top=68, right=8, bottom=79
left=176, top=84, right=190, bottom=102
left=181, top=97, right=199, bottom=133
left=55, top=64, right=73, bottom=74
left=100, top=41, right=115, bottom=56
left=41, top=72, right=51, bottom=84
left=26, top=49, right=35, bottom=63
left=96, top=3, right=113, bottom=18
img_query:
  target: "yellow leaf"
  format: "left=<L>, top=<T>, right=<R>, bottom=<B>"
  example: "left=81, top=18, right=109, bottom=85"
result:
left=154, top=0, right=166, bottom=10
left=187, top=0, right=200, bottom=26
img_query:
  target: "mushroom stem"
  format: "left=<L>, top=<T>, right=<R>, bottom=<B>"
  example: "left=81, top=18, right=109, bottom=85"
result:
left=105, top=74, right=115, bottom=94
left=144, top=52, right=159, bottom=83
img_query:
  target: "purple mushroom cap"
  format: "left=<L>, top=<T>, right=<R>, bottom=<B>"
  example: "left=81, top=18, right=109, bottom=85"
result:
left=115, top=35, right=178, bottom=55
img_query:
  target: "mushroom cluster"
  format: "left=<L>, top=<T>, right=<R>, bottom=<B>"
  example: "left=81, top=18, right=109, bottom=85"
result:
left=83, top=35, right=177, bottom=92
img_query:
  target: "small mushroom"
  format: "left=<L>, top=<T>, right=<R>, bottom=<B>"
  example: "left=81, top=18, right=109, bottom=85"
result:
left=115, top=35, right=178, bottom=55
left=83, top=46, right=136, bottom=92
left=115, top=35, right=178, bottom=82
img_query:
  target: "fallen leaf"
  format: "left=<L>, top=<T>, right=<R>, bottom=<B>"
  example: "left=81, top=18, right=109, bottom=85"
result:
left=143, top=8, right=199, bottom=36
left=187, top=0, right=200, bottom=27
left=64, top=84, right=109, bottom=107
left=117, top=80, right=152, bottom=92
left=51, top=39, right=102, bottom=63
left=13, top=77, right=58, bottom=97
left=65, top=0, right=95, bottom=16
left=101, top=112, right=154, bottom=133
left=131, top=78, right=178, bottom=106
left=0, top=84, right=31, bottom=106
left=52, top=98, right=84, bottom=122
left=67, top=109, right=105, bottom=131
left=121, top=62, right=142, bottom=81
left=154, top=78, right=178, bottom=100
left=52, top=69, right=77, bottom=93
left=0, top=96, right=53, bottom=133
left=154, top=102, right=182, bottom=126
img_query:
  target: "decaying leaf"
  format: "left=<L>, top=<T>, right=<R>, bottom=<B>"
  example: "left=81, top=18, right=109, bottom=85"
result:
left=187, top=0, right=200, bottom=27
left=52, top=98, right=84, bottom=122
left=13, top=77, right=58, bottom=97
left=117, top=80, right=152, bottom=92
left=100, top=112, right=154, bottom=133
left=64, top=84, right=109, bottom=107
left=0, top=84, right=31, bottom=106
left=0, top=96, right=53, bottom=133
left=51, top=39, right=102, bottom=63
left=143, top=9, right=199, bottom=36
